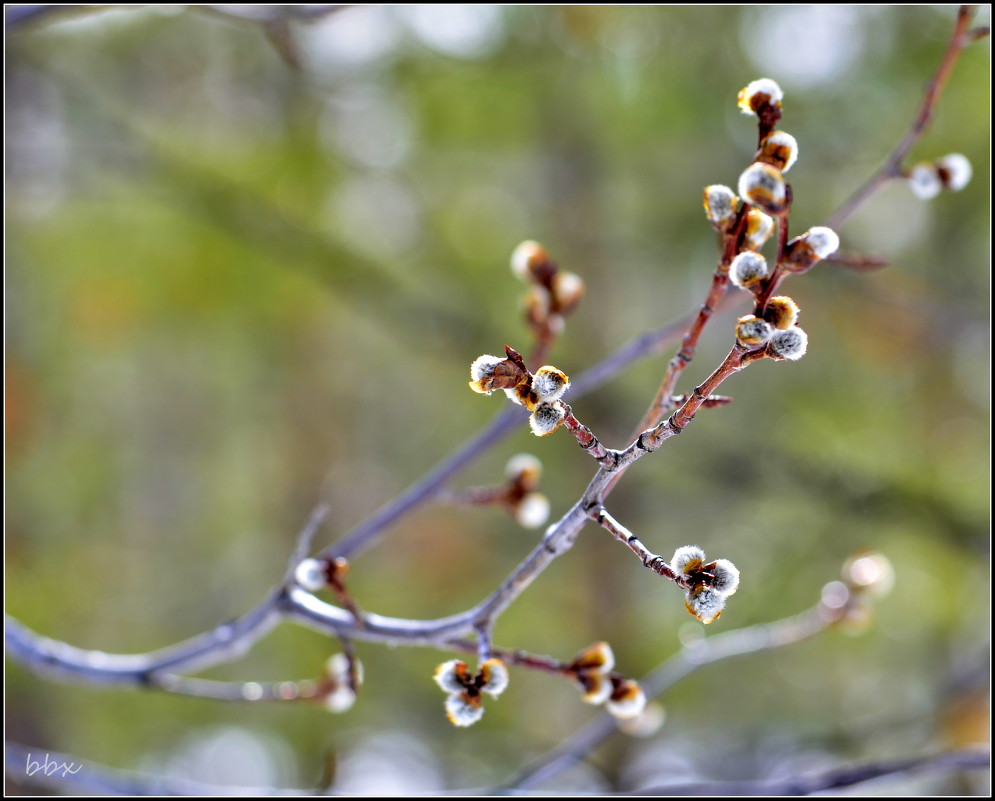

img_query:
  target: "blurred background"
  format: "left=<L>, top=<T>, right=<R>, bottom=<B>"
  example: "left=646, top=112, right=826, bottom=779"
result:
left=5, top=5, right=989, bottom=794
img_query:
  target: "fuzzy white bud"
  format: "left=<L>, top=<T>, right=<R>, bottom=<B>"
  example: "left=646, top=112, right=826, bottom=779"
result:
left=580, top=672, right=614, bottom=706
left=294, top=558, right=328, bottom=592
left=760, top=130, right=798, bottom=173
left=768, top=326, right=808, bottom=361
left=505, top=453, right=542, bottom=484
left=805, top=227, right=839, bottom=260
left=743, top=209, right=774, bottom=251
left=736, top=315, right=773, bottom=347
left=574, top=641, right=615, bottom=674
left=908, top=163, right=942, bottom=200
left=479, top=658, right=510, bottom=698
left=445, top=693, right=484, bottom=727
left=936, top=153, right=972, bottom=191
left=324, top=684, right=357, bottom=713
left=529, top=401, right=566, bottom=437
left=326, top=652, right=364, bottom=687
left=704, top=185, right=739, bottom=228
left=515, top=492, right=550, bottom=529
left=729, top=251, right=769, bottom=289
left=685, top=586, right=726, bottom=624
left=737, top=78, right=784, bottom=116
left=738, top=162, right=787, bottom=215
left=532, top=366, right=570, bottom=402
left=710, top=559, right=740, bottom=596
left=606, top=681, right=648, bottom=720
left=671, top=545, right=706, bottom=576
left=511, top=240, right=548, bottom=282
left=764, top=296, right=800, bottom=330
left=434, top=660, right=468, bottom=695
left=551, top=271, right=585, bottom=313
left=470, top=354, right=503, bottom=383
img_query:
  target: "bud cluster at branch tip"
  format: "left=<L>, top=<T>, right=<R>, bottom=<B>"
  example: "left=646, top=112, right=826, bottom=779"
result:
left=737, top=78, right=783, bottom=117
left=822, top=551, right=895, bottom=635
left=505, top=453, right=550, bottom=528
left=510, top=240, right=585, bottom=338
left=569, top=642, right=647, bottom=720
left=322, top=652, right=363, bottom=713
left=468, top=346, right=571, bottom=438
left=433, top=658, right=509, bottom=727
left=782, top=226, right=840, bottom=273
left=672, top=545, right=740, bottom=624
left=908, top=153, right=972, bottom=199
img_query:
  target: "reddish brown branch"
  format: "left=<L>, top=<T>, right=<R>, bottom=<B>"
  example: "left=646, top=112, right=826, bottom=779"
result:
left=562, top=407, right=618, bottom=469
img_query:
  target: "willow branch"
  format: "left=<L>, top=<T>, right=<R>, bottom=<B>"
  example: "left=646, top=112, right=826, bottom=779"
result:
left=561, top=406, right=619, bottom=469
left=592, top=509, right=693, bottom=587
left=507, top=600, right=841, bottom=791
left=319, top=306, right=697, bottom=562
left=828, top=5, right=983, bottom=230
left=631, top=748, right=990, bottom=796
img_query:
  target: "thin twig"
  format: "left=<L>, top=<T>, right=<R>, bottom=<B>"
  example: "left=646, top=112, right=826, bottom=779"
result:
left=561, top=407, right=619, bottom=469
left=630, top=748, right=990, bottom=796
left=506, top=601, right=840, bottom=791
left=592, top=509, right=692, bottom=587
left=317, top=306, right=700, bottom=562
left=632, top=207, right=751, bottom=438
left=828, top=5, right=983, bottom=230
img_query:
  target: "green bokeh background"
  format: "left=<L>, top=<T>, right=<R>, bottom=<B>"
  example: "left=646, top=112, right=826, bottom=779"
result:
left=5, top=5, right=989, bottom=794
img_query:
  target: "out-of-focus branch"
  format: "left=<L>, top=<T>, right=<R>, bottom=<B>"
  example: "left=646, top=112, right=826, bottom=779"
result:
left=629, top=748, right=990, bottom=796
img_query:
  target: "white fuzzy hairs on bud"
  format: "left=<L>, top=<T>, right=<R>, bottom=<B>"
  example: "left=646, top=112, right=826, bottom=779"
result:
left=470, top=354, right=503, bottom=382
left=710, top=559, right=741, bottom=596
left=738, top=162, right=787, bottom=215
left=434, top=660, right=468, bottom=695
left=704, top=184, right=739, bottom=228
left=532, top=366, right=570, bottom=402
left=729, top=251, right=769, bottom=289
left=479, top=659, right=510, bottom=698
left=686, top=586, right=727, bottom=625
left=510, top=240, right=546, bottom=282
left=505, top=453, right=542, bottom=482
left=445, top=694, right=484, bottom=727
left=760, top=130, right=799, bottom=173
left=908, top=163, right=942, bottom=200
left=768, top=326, right=809, bottom=361
left=805, top=227, right=840, bottom=260
left=671, top=545, right=706, bottom=576
left=936, top=153, right=972, bottom=191
left=606, top=681, right=648, bottom=720
left=515, top=492, right=550, bottom=528
left=736, top=315, right=774, bottom=347
left=738, top=78, right=783, bottom=116
left=743, top=209, right=774, bottom=251
left=529, top=402, right=566, bottom=437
